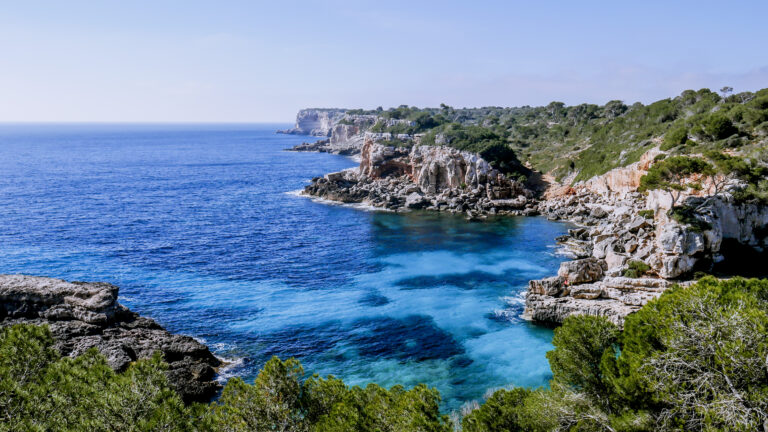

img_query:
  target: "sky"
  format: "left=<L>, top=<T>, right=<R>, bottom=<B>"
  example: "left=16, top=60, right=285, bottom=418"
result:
left=1, top=0, right=767, bottom=122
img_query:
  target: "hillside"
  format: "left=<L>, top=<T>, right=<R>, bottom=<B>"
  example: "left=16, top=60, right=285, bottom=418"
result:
left=349, top=87, right=768, bottom=183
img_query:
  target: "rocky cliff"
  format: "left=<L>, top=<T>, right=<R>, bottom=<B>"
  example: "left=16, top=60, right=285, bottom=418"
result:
left=278, top=108, right=348, bottom=137
left=0, top=274, right=221, bottom=403
left=527, top=150, right=768, bottom=325
left=304, top=133, right=536, bottom=216
left=288, top=114, right=413, bottom=155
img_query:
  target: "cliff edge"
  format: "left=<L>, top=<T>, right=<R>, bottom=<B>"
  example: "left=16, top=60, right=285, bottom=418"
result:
left=278, top=108, right=348, bottom=137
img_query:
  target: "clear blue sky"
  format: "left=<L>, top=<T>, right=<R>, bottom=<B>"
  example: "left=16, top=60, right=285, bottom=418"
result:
left=2, top=0, right=766, bottom=122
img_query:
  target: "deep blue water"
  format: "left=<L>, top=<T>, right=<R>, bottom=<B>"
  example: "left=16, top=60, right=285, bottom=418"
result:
left=0, top=123, right=569, bottom=409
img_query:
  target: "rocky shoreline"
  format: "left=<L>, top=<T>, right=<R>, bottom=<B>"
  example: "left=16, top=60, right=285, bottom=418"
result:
left=527, top=154, right=768, bottom=325
left=294, top=124, right=768, bottom=326
left=303, top=134, right=538, bottom=218
left=0, top=274, right=222, bottom=403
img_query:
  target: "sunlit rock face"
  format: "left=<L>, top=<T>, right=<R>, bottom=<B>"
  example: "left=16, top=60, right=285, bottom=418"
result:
left=305, top=134, right=535, bottom=216
left=528, top=147, right=768, bottom=325
left=278, top=109, right=348, bottom=136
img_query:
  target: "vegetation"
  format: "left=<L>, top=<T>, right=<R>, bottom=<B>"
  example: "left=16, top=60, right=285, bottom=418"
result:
left=4, top=278, right=768, bottom=431
left=461, top=277, right=768, bottom=431
left=637, top=210, right=654, bottom=219
left=668, top=205, right=713, bottom=233
left=352, top=87, right=768, bottom=183
left=0, top=324, right=450, bottom=432
left=623, top=260, right=651, bottom=278
left=638, top=156, right=714, bottom=207
left=0, top=324, right=194, bottom=432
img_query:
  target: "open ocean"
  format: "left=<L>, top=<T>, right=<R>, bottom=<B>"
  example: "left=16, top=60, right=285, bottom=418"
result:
left=0, top=123, right=569, bottom=409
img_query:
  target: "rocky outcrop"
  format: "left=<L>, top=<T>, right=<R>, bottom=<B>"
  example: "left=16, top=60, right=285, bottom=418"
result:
left=526, top=149, right=768, bottom=325
left=580, top=148, right=663, bottom=196
left=304, top=134, right=536, bottom=216
left=292, top=126, right=768, bottom=325
left=525, top=256, right=691, bottom=325
left=326, top=115, right=380, bottom=154
left=278, top=109, right=347, bottom=136
left=288, top=114, right=412, bottom=155
left=0, top=274, right=221, bottom=403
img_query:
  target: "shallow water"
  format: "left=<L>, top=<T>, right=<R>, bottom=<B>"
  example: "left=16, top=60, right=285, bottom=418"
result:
left=0, top=123, right=569, bottom=409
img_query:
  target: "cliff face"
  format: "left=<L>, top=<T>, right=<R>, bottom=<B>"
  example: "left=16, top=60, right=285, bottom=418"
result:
left=288, top=114, right=415, bottom=155
left=326, top=115, right=379, bottom=154
left=579, top=148, right=663, bottom=196
left=0, top=274, right=221, bottom=403
left=305, top=134, right=535, bottom=215
left=278, top=109, right=348, bottom=136
left=528, top=149, right=768, bottom=325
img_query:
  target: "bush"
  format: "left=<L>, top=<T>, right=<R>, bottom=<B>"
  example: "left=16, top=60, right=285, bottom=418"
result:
left=379, top=138, right=411, bottom=148
left=703, top=113, right=737, bottom=139
left=661, top=126, right=688, bottom=150
left=608, top=277, right=768, bottom=430
left=638, top=209, right=655, bottom=219
left=461, top=388, right=532, bottom=432
left=0, top=324, right=192, bottom=432
left=623, top=260, right=650, bottom=278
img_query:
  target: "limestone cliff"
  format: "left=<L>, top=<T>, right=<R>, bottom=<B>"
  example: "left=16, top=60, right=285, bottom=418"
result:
left=528, top=149, right=768, bottom=325
left=278, top=108, right=348, bottom=137
left=288, top=114, right=413, bottom=155
left=304, top=133, right=536, bottom=216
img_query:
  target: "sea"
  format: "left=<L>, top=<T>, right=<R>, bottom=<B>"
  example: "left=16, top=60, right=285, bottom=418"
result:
left=0, top=123, right=570, bottom=410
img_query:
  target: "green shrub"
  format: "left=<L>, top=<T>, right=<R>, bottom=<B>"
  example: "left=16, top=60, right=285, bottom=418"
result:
left=703, top=113, right=737, bottom=139
left=693, top=271, right=710, bottom=280
left=607, top=277, right=768, bottom=430
left=638, top=209, right=655, bottom=219
left=623, top=260, right=651, bottom=278
left=0, top=324, right=192, bottom=432
left=379, top=138, right=411, bottom=148
left=639, top=156, right=714, bottom=207
left=461, top=388, right=532, bottom=432
left=661, top=126, right=688, bottom=150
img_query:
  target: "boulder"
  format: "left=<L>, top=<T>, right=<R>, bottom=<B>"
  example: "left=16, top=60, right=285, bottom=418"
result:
left=405, top=192, right=427, bottom=209
left=627, top=217, right=649, bottom=233
left=529, top=276, right=564, bottom=296
left=558, top=257, right=606, bottom=284
left=589, top=206, right=608, bottom=219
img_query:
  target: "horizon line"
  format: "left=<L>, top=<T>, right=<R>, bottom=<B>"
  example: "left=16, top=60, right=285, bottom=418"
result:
left=0, top=121, right=294, bottom=125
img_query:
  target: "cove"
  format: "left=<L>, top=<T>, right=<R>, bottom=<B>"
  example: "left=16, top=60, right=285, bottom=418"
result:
left=0, top=123, right=569, bottom=409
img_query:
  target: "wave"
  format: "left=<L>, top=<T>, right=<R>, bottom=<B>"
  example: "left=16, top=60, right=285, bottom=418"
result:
left=284, top=189, right=393, bottom=212
left=215, top=356, right=247, bottom=383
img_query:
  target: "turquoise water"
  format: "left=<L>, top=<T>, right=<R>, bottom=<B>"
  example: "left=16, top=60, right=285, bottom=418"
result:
left=0, top=123, right=569, bottom=409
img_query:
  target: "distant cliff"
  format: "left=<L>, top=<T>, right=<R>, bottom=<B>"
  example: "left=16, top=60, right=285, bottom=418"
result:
left=278, top=108, right=348, bottom=137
